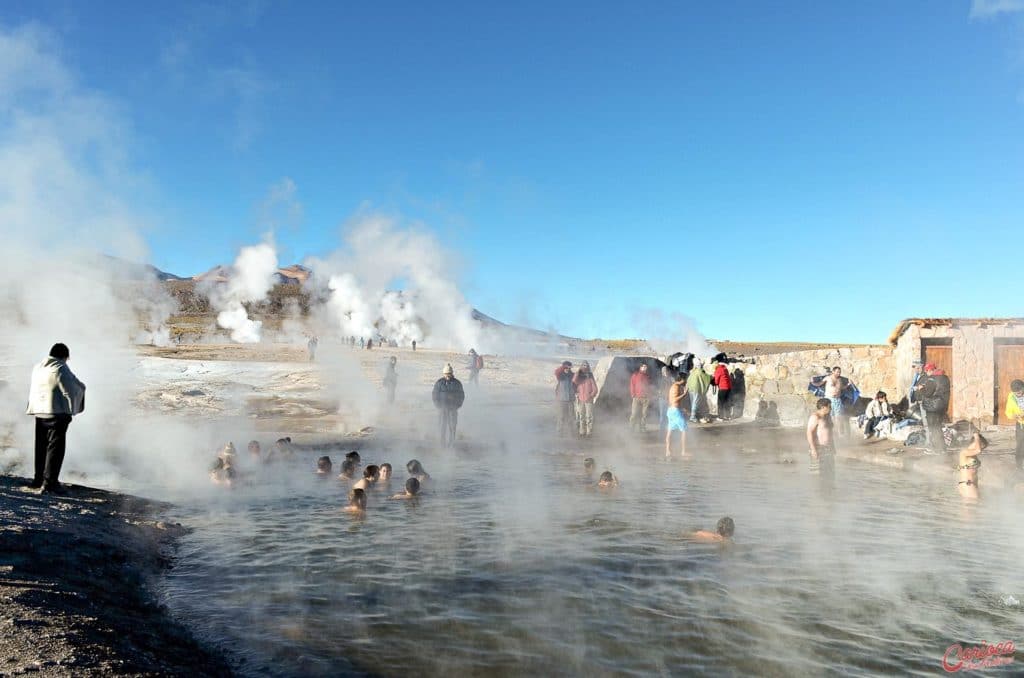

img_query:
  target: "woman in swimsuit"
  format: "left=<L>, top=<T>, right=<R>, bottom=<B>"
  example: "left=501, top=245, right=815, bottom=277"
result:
left=956, top=432, right=987, bottom=499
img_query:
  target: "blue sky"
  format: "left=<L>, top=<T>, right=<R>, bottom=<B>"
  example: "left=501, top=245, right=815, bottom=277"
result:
left=3, top=1, right=1023, bottom=344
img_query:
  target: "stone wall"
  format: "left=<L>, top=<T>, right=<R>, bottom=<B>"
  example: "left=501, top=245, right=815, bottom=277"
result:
left=893, top=322, right=1024, bottom=425
left=735, top=346, right=896, bottom=427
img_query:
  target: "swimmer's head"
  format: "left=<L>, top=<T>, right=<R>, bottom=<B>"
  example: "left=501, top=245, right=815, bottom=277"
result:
left=248, top=440, right=261, bottom=456
left=340, top=459, right=357, bottom=479
left=598, top=471, right=615, bottom=486
left=220, top=442, right=236, bottom=459
left=976, top=433, right=990, bottom=450
left=716, top=517, right=735, bottom=538
left=815, top=397, right=832, bottom=414
left=346, top=451, right=361, bottom=464
left=349, top=488, right=367, bottom=510
left=316, top=456, right=332, bottom=473
left=584, top=457, right=595, bottom=471
left=407, top=459, right=425, bottom=475
left=675, top=370, right=685, bottom=383
left=405, top=477, right=420, bottom=496
left=390, top=356, right=397, bottom=364
left=380, top=463, right=392, bottom=480
left=364, top=465, right=380, bottom=481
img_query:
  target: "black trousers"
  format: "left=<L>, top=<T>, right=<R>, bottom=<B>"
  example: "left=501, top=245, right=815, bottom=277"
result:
left=1016, top=423, right=1024, bottom=469
left=717, top=389, right=731, bottom=419
left=440, top=408, right=458, bottom=447
left=34, top=415, right=72, bottom=488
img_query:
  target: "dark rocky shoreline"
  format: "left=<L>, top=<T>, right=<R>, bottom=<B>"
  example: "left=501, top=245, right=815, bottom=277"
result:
left=0, top=475, right=233, bottom=677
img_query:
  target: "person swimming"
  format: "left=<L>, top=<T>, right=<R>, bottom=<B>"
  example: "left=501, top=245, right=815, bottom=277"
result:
left=346, top=450, right=361, bottom=466
left=391, top=477, right=420, bottom=500
left=584, top=458, right=596, bottom=474
left=379, top=463, right=393, bottom=481
left=338, top=459, right=358, bottom=481
left=344, top=488, right=367, bottom=513
left=597, top=471, right=618, bottom=488
left=247, top=440, right=261, bottom=462
left=316, top=456, right=333, bottom=475
left=957, top=431, right=988, bottom=499
left=407, top=459, right=430, bottom=482
left=353, top=464, right=380, bottom=491
left=209, top=458, right=236, bottom=486
left=688, top=517, right=735, bottom=543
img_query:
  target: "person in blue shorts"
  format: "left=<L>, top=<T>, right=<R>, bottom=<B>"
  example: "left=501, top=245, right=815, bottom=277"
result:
left=665, top=371, right=689, bottom=458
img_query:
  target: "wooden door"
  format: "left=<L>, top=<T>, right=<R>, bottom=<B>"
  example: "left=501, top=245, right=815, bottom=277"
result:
left=924, top=345, right=954, bottom=420
left=995, top=345, right=1024, bottom=425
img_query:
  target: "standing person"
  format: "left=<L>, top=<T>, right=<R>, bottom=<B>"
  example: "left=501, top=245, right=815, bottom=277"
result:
left=366, top=338, right=373, bottom=350
left=823, top=366, right=849, bottom=437
left=412, top=340, right=417, bottom=352
left=863, top=391, right=893, bottom=439
left=806, top=397, right=835, bottom=488
left=629, top=364, right=652, bottom=433
left=712, top=360, right=733, bottom=421
left=915, top=363, right=950, bottom=452
left=467, top=349, right=483, bottom=386
left=573, top=361, right=598, bottom=437
left=554, top=361, right=576, bottom=436
left=383, top=356, right=398, bottom=405
left=1006, top=380, right=1024, bottom=470
left=656, top=367, right=671, bottom=431
left=907, top=360, right=924, bottom=413
left=730, top=367, right=746, bottom=419
left=686, top=359, right=711, bottom=423
left=665, top=371, right=688, bottom=459
left=25, top=343, right=86, bottom=494
left=307, top=335, right=318, bottom=361
left=432, top=364, right=465, bottom=448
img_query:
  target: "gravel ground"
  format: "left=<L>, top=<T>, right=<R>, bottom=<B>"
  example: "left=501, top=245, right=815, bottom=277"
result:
left=0, top=476, right=233, bottom=677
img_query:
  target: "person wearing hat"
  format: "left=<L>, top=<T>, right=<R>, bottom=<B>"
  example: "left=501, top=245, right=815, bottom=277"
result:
left=432, top=363, right=465, bottom=447
left=467, top=349, right=483, bottom=386
left=686, top=359, right=712, bottom=423
left=914, top=363, right=950, bottom=452
left=383, top=356, right=398, bottom=404
left=573, top=361, right=598, bottom=437
left=554, top=361, right=576, bottom=437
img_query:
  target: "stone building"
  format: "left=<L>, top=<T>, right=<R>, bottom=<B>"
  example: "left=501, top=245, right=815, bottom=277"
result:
left=888, top=318, right=1024, bottom=425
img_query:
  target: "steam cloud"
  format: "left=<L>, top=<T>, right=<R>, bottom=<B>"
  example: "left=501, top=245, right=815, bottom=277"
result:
left=208, top=240, right=279, bottom=343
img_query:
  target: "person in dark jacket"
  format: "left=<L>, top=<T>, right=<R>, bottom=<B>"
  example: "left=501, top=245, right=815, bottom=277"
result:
left=914, top=363, right=950, bottom=452
left=554, top=361, right=575, bottom=436
left=712, top=361, right=733, bottom=420
left=432, top=363, right=465, bottom=447
left=467, top=349, right=482, bottom=386
left=730, top=367, right=746, bottom=419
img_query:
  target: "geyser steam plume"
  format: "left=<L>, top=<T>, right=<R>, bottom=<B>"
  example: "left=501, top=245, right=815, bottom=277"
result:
left=208, top=240, right=279, bottom=343
left=307, top=212, right=481, bottom=351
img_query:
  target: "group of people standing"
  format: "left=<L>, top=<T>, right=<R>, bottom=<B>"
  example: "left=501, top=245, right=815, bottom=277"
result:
left=554, top=360, right=598, bottom=437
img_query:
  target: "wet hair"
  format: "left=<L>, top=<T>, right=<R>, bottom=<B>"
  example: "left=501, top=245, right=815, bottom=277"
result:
left=831, top=366, right=841, bottom=372
left=976, top=433, right=990, bottom=450
left=248, top=440, right=261, bottom=453
left=675, top=370, right=685, bottom=382
left=875, top=391, right=887, bottom=399
left=380, top=462, right=392, bottom=475
left=1012, top=380, right=1024, bottom=393
left=405, top=477, right=420, bottom=495
left=276, top=437, right=291, bottom=445
left=346, top=451, right=361, bottom=463
left=349, top=488, right=367, bottom=509
left=340, top=459, right=357, bottom=478
left=816, top=397, right=832, bottom=410
left=48, top=343, right=70, bottom=360
left=583, top=457, right=595, bottom=470
left=364, top=464, right=380, bottom=479
left=407, top=459, right=425, bottom=475
left=716, top=516, right=735, bottom=538
left=599, top=471, right=614, bottom=483
left=317, top=456, right=332, bottom=472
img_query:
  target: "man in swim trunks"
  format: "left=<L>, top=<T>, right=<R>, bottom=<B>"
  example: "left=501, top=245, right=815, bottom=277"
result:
left=807, top=397, right=836, bottom=486
left=665, top=371, right=688, bottom=459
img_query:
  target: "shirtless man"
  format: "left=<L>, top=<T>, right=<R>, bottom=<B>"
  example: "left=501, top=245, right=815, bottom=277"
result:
left=665, top=371, right=688, bottom=459
left=391, top=477, right=420, bottom=500
left=688, top=517, right=735, bottom=543
left=353, top=465, right=380, bottom=491
left=807, top=397, right=836, bottom=487
left=823, top=367, right=849, bottom=438
left=344, top=488, right=367, bottom=513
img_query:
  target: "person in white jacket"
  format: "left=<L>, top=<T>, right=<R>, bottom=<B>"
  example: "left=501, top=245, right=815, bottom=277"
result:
left=25, top=343, right=86, bottom=493
left=863, top=391, right=892, bottom=440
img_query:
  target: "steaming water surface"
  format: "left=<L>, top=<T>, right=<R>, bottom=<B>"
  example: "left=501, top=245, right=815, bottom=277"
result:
left=160, top=436, right=1024, bottom=677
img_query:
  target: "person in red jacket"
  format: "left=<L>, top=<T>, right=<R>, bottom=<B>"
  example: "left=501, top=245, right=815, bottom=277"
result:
left=630, top=364, right=652, bottom=433
left=713, top=361, right=733, bottom=420
left=573, top=361, right=598, bottom=437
